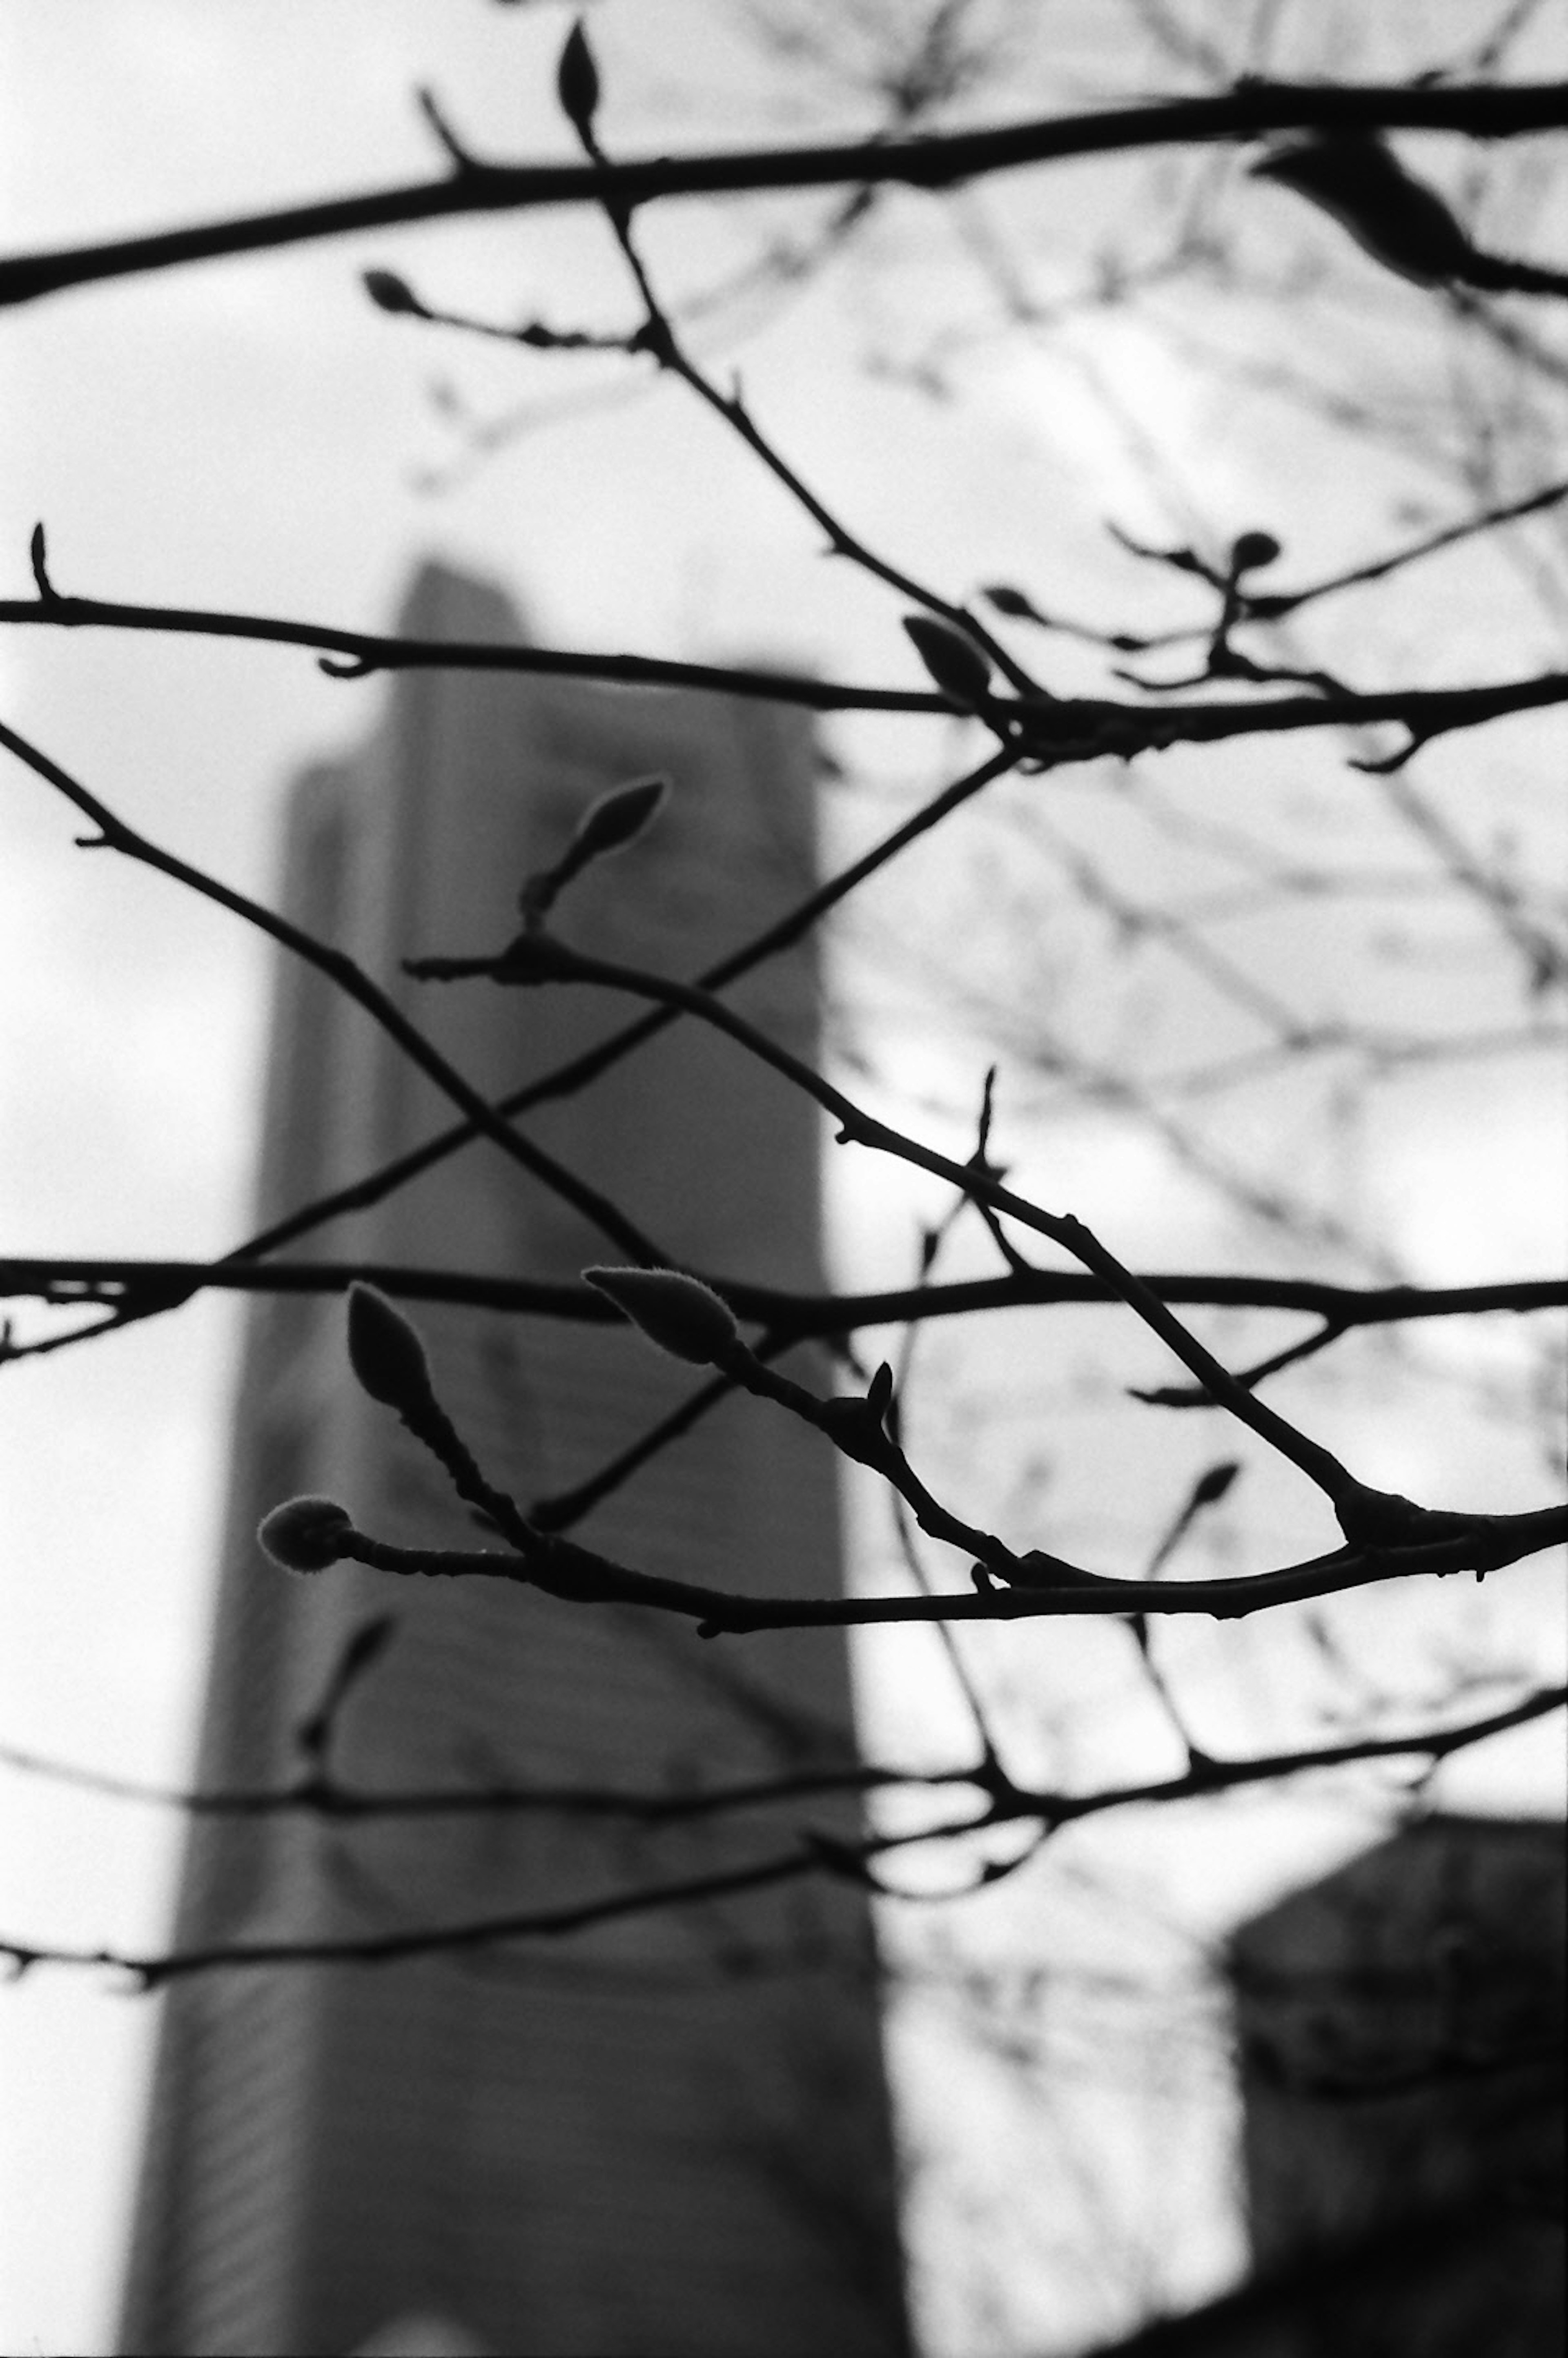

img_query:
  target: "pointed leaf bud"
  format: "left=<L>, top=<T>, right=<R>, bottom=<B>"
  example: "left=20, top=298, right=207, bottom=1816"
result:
left=1230, top=531, right=1281, bottom=575
left=569, top=774, right=669, bottom=862
left=258, top=1495, right=353, bottom=1575
left=981, top=583, right=1039, bottom=620
left=1251, top=135, right=1472, bottom=288
left=902, top=615, right=993, bottom=706
left=584, top=1266, right=740, bottom=1365
left=346, top=1282, right=436, bottom=1413
left=1191, top=1460, right=1242, bottom=1509
left=363, top=268, right=425, bottom=317
left=557, top=19, right=601, bottom=141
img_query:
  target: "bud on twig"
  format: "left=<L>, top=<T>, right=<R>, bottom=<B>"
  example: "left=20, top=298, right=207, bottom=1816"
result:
left=258, top=1495, right=353, bottom=1575
left=518, top=775, right=670, bottom=923
left=557, top=19, right=601, bottom=142
left=363, top=269, right=425, bottom=318
left=569, top=774, right=668, bottom=862
left=1230, top=532, right=1281, bottom=575
left=981, top=583, right=1040, bottom=621
left=1251, top=135, right=1472, bottom=288
left=346, top=1282, right=437, bottom=1414
left=1191, top=1459, right=1242, bottom=1510
left=584, top=1266, right=740, bottom=1365
left=902, top=615, right=993, bottom=707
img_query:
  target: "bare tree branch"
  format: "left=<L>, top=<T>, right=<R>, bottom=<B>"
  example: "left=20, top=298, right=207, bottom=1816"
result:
left=3, top=79, right=1564, bottom=311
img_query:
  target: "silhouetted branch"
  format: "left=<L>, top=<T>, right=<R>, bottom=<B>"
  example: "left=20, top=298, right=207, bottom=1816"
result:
left=0, top=740, right=1021, bottom=1366
left=3, top=80, right=1563, bottom=310
left=320, top=1496, right=1568, bottom=1631
left=405, top=929, right=1380, bottom=1509
left=0, top=715, right=665, bottom=1266
left=4, top=1257, right=1562, bottom=1345
left=0, top=577, right=935, bottom=713
left=6, top=1682, right=1559, bottom=1984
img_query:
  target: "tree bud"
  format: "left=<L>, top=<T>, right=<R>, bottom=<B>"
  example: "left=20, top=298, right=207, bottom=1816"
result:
left=981, top=583, right=1038, bottom=620
left=1230, top=532, right=1281, bottom=575
left=584, top=1266, right=740, bottom=1365
left=903, top=614, right=993, bottom=706
left=258, top=1495, right=353, bottom=1575
left=557, top=19, right=601, bottom=140
left=1251, top=136, right=1472, bottom=288
left=1191, top=1459, right=1242, bottom=1509
left=346, top=1282, right=436, bottom=1413
left=363, top=269, right=424, bottom=317
left=569, top=774, right=669, bottom=861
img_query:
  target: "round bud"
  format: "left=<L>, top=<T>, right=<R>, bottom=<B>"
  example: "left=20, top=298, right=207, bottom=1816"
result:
left=258, top=1496, right=353, bottom=1576
left=1231, top=531, right=1282, bottom=575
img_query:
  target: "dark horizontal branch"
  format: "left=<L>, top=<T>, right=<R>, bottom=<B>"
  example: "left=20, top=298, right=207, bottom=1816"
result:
left=335, top=1498, right=1568, bottom=1632
left=7, top=572, right=1568, bottom=759
left=6, top=577, right=1565, bottom=759
left=8, top=1681, right=1559, bottom=1982
left=1007, top=669, right=1568, bottom=764
left=0, top=1734, right=915, bottom=1825
left=5, top=1256, right=1561, bottom=1337
left=3, top=80, right=1563, bottom=310
left=0, top=590, right=934, bottom=715
left=8, top=1680, right=1555, bottom=1830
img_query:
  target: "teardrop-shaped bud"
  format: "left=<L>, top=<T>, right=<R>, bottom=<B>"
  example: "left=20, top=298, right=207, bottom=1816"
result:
left=1191, top=1460, right=1243, bottom=1509
left=363, top=268, right=425, bottom=317
left=584, top=1266, right=740, bottom=1365
left=902, top=615, right=993, bottom=706
left=258, top=1495, right=354, bottom=1575
left=557, top=19, right=601, bottom=139
left=570, top=774, right=669, bottom=862
left=347, top=1282, right=436, bottom=1413
left=981, top=583, right=1038, bottom=620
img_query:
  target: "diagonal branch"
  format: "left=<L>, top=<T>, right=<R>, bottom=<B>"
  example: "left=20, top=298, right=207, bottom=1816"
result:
left=0, top=715, right=664, bottom=1266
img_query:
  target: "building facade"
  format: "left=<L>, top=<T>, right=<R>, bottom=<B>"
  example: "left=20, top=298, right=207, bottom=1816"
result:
left=118, top=566, right=909, bottom=2358
left=1087, top=1813, right=1563, bottom=2357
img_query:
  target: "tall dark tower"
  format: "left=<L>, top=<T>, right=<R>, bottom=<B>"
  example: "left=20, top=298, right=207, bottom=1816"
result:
left=118, top=566, right=909, bottom=2358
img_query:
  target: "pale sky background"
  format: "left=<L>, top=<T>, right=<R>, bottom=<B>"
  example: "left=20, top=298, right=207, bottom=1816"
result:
left=2, top=7, right=1565, bottom=2355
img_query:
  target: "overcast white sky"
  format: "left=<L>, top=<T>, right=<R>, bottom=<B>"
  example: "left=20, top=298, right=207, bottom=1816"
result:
left=2, top=7, right=1565, bottom=2355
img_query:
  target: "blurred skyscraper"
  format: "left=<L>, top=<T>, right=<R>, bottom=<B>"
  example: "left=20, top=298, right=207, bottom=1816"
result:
left=118, top=566, right=908, bottom=2358
left=1229, top=1811, right=1563, bottom=2274
left=1087, top=1813, right=1563, bottom=2356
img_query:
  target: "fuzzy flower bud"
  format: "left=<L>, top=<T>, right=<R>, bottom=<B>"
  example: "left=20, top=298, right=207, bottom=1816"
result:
left=902, top=615, right=993, bottom=707
left=258, top=1495, right=353, bottom=1575
left=584, top=1266, right=740, bottom=1365
left=346, top=1282, right=436, bottom=1413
